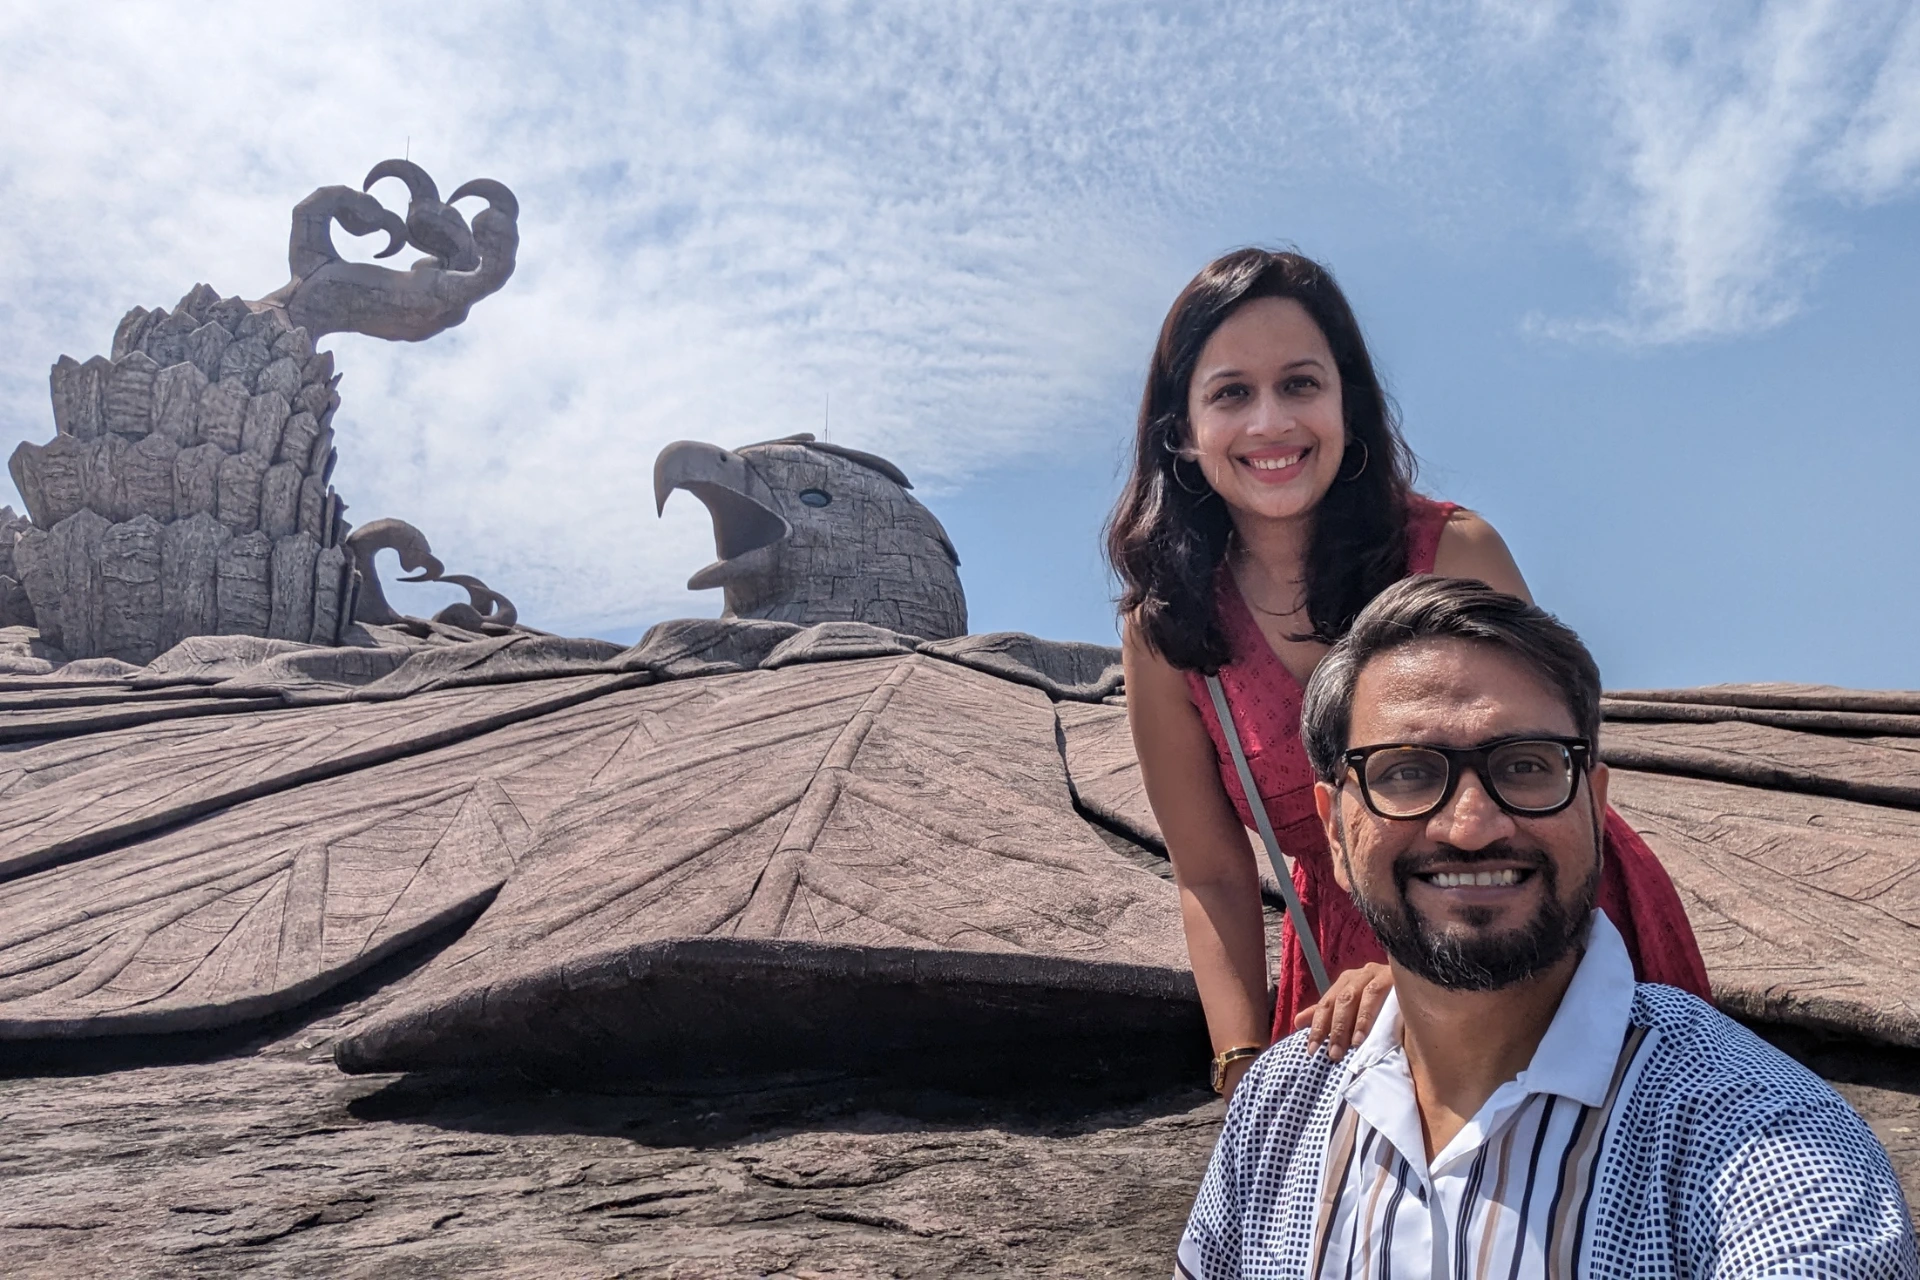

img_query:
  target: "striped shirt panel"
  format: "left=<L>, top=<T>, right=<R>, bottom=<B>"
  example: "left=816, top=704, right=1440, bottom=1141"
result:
left=1302, top=1024, right=1650, bottom=1280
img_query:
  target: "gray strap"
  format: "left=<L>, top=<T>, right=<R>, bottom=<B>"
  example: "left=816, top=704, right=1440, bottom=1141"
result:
left=1204, top=673, right=1331, bottom=997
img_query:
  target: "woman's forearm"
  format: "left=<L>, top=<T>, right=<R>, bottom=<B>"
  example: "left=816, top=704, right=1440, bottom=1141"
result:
left=1176, top=867, right=1271, bottom=1051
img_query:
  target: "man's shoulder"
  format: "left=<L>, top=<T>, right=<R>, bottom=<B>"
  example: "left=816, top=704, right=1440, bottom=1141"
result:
left=1624, top=982, right=1878, bottom=1147
left=1616, top=984, right=1917, bottom=1272
left=1224, top=1030, right=1347, bottom=1139
left=1629, top=983, right=1832, bottom=1098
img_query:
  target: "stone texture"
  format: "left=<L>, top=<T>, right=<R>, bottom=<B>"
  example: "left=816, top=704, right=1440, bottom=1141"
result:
left=109, top=306, right=155, bottom=362
left=1612, top=769, right=1920, bottom=1046
left=335, top=656, right=1191, bottom=1077
left=260, top=462, right=303, bottom=539
left=160, top=513, right=228, bottom=649
left=0, top=575, right=31, bottom=630
left=239, top=391, right=291, bottom=460
left=309, top=544, right=349, bottom=645
left=98, top=515, right=165, bottom=665
left=293, top=380, right=331, bottom=422
left=255, top=355, right=302, bottom=402
left=272, top=325, right=315, bottom=365
left=1603, top=717, right=1920, bottom=808
left=267, top=533, right=320, bottom=640
left=80, top=433, right=128, bottom=521
left=1057, top=699, right=1162, bottom=851
left=655, top=435, right=966, bottom=640
left=297, top=474, right=327, bottom=541
left=122, top=433, right=179, bottom=521
left=216, top=450, right=269, bottom=532
left=0, top=1009, right=1910, bottom=1278
left=313, top=438, right=336, bottom=485
left=142, top=308, right=200, bottom=367
left=276, top=411, right=321, bottom=468
left=48, top=355, right=107, bottom=440
left=923, top=632, right=1123, bottom=701
left=237, top=308, right=291, bottom=346
left=216, top=530, right=272, bottom=636
left=44, top=511, right=110, bottom=657
left=175, top=282, right=222, bottom=317
left=0, top=672, right=670, bottom=1023
left=104, top=351, right=159, bottom=438
left=173, top=442, right=223, bottom=519
left=9, top=529, right=61, bottom=648
left=151, top=361, right=208, bottom=444
left=205, top=295, right=252, bottom=334
left=218, top=335, right=273, bottom=387
left=186, top=319, right=234, bottom=381
left=197, top=377, right=249, bottom=452
left=9, top=436, right=86, bottom=528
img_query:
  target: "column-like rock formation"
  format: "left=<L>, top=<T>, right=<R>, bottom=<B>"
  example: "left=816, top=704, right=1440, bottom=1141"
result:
left=9, top=283, right=355, bottom=662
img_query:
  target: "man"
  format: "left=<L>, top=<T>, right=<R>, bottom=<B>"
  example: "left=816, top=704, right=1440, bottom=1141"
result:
left=1176, top=576, right=1917, bottom=1279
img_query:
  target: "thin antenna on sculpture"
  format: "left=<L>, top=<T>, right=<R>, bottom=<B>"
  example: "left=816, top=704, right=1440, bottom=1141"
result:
left=405, top=135, right=410, bottom=162
left=824, top=392, right=830, bottom=442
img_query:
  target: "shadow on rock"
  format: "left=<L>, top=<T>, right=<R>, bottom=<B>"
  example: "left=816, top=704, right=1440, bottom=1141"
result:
left=346, top=1052, right=1215, bottom=1150
left=0, top=916, right=474, bottom=1079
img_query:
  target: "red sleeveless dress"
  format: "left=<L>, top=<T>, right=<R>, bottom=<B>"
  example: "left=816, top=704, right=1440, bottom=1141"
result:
left=1184, top=494, right=1711, bottom=1038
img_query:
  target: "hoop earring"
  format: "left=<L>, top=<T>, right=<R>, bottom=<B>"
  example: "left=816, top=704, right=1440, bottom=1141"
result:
left=1337, top=438, right=1370, bottom=483
left=1169, top=456, right=1212, bottom=496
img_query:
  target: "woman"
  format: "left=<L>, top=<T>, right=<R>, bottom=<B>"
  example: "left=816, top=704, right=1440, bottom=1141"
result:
left=1107, top=249, right=1710, bottom=1098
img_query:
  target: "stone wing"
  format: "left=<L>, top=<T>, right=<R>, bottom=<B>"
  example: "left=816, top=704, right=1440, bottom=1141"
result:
left=0, top=674, right=741, bottom=1038
left=335, top=654, right=1192, bottom=1077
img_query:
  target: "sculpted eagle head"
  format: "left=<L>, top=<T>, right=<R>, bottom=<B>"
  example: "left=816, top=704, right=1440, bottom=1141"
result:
left=653, top=433, right=967, bottom=640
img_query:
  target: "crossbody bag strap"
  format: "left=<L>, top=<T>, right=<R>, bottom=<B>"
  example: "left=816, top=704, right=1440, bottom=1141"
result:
left=1204, top=673, right=1331, bottom=997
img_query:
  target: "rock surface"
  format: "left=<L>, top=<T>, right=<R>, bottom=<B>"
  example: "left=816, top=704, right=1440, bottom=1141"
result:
left=0, top=969, right=1913, bottom=1278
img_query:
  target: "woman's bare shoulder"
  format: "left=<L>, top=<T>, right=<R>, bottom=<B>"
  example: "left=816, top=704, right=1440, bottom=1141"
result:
left=1433, top=508, right=1532, bottom=601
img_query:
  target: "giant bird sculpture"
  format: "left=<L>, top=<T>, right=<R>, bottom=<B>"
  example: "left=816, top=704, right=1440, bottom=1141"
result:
left=2, top=162, right=519, bottom=663
left=654, top=433, right=966, bottom=640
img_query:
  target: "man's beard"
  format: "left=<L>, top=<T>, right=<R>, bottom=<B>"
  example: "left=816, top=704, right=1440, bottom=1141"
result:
left=1339, top=831, right=1602, bottom=992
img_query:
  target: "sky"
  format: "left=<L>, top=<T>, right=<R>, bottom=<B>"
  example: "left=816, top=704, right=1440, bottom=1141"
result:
left=1, top=1, right=1916, bottom=690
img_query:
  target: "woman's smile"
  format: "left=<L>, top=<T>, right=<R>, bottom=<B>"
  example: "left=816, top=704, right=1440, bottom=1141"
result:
left=1237, top=445, right=1313, bottom=480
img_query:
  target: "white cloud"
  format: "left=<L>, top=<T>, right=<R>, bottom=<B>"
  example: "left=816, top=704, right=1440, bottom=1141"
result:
left=0, top=1, right=1914, bottom=635
left=1827, top=5, right=1920, bottom=200
left=1548, top=0, right=1918, bottom=342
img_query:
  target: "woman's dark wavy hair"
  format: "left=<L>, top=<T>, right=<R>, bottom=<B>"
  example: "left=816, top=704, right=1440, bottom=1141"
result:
left=1105, top=248, right=1416, bottom=673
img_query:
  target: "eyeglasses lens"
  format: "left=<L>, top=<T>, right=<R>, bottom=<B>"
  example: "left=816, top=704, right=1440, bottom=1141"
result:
left=1361, top=742, right=1575, bottom=817
left=1362, top=747, right=1450, bottom=818
left=1485, top=741, right=1575, bottom=811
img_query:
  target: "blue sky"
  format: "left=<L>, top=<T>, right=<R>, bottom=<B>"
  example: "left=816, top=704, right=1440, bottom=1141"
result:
left=1, top=2, right=1915, bottom=689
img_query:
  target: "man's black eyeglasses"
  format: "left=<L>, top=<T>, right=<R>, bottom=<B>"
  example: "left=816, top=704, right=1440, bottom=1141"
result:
left=1339, top=737, right=1594, bottom=821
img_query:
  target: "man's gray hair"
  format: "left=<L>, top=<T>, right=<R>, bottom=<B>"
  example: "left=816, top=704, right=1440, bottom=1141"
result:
left=1300, top=576, right=1604, bottom=784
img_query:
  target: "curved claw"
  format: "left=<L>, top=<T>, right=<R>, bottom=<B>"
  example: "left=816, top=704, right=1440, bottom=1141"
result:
left=448, top=178, right=520, bottom=223
left=396, top=556, right=445, bottom=582
left=363, top=158, right=440, bottom=204
left=333, top=198, right=410, bottom=260
left=439, top=572, right=518, bottom=628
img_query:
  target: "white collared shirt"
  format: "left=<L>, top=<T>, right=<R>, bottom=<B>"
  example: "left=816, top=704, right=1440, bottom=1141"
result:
left=1177, top=913, right=1917, bottom=1279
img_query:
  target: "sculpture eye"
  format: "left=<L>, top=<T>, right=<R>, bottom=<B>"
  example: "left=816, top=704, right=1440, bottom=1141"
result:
left=799, top=489, right=832, bottom=508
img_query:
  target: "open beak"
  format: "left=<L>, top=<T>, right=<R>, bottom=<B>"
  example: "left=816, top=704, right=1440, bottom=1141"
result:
left=653, top=440, right=792, bottom=590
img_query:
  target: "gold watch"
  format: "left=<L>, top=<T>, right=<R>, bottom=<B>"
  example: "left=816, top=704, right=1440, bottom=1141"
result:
left=1210, top=1045, right=1265, bottom=1094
